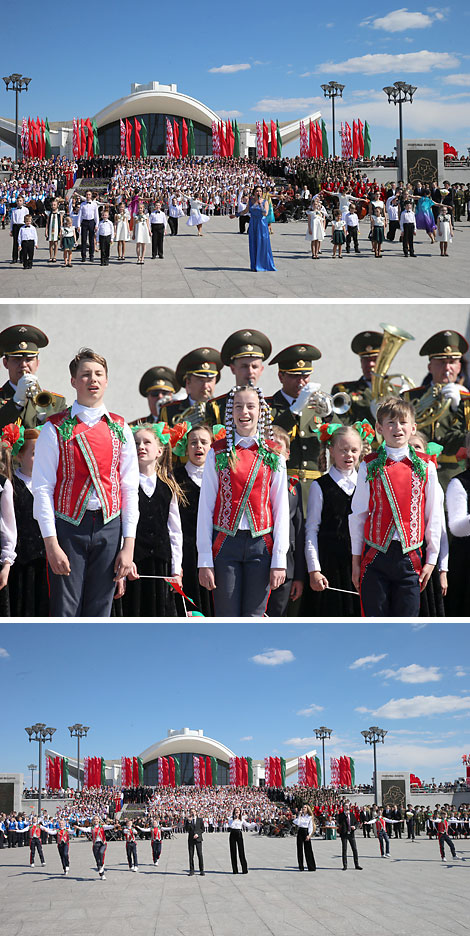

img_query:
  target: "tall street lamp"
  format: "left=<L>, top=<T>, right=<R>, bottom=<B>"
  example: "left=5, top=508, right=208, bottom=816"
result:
left=383, top=81, right=417, bottom=183
left=25, top=724, right=56, bottom=819
left=361, top=726, right=387, bottom=804
left=68, top=724, right=90, bottom=791
left=27, top=763, right=37, bottom=789
left=2, top=74, right=31, bottom=163
left=320, top=81, right=345, bottom=159
left=314, top=727, right=332, bottom=787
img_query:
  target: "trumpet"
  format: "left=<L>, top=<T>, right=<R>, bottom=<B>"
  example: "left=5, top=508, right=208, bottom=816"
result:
left=306, top=389, right=352, bottom=417
left=24, top=384, right=66, bottom=420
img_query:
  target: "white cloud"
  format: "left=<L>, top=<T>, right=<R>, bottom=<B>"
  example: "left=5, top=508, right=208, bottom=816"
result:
left=362, top=9, right=435, bottom=32
left=252, top=97, right=322, bottom=113
left=378, top=664, right=442, bottom=684
left=455, top=667, right=466, bottom=678
left=209, top=63, right=251, bottom=74
left=284, top=737, right=318, bottom=748
left=0, top=647, right=9, bottom=658
left=240, top=735, right=253, bottom=741
left=250, top=649, right=295, bottom=666
left=355, top=706, right=372, bottom=713
left=296, top=703, right=324, bottom=716
left=216, top=110, right=242, bottom=119
left=350, top=653, right=387, bottom=670
left=315, top=50, right=459, bottom=75
left=349, top=742, right=464, bottom=770
left=443, top=73, right=470, bottom=86
left=371, top=694, right=470, bottom=719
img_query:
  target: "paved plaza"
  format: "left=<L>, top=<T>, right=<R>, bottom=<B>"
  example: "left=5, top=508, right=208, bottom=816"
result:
left=1, top=831, right=468, bottom=936
left=1, top=216, right=469, bottom=299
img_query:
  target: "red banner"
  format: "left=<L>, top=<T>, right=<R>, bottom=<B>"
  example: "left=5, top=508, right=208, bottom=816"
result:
left=173, top=119, right=180, bottom=158
left=219, top=122, right=226, bottom=158
left=182, top=119, right=188, bottom=158
left=358, top=119, right=364, bottom=157
left=199, top=755, right=206, bottom=787
left=135, top=118, right=141, bottom=159
left=126, top=119, right=132, bottom=159
left=162, top=757, right=169, bottom=786
left=262, top=120, right=269, bottom=158
left=168, top=756, right=175, bottom=787
left=206, top=756, right=212, bottom=786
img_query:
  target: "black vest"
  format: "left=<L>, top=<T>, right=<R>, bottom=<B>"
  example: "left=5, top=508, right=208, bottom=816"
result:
left=316, top=473, right=353, bottom=558
left=12, top=475, right=45, bottom=564
left=134, top=479, right=172, bottom=564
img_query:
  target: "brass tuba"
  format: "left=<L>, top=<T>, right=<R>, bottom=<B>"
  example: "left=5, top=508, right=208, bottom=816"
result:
left=371, top=323, right=415, bottom=405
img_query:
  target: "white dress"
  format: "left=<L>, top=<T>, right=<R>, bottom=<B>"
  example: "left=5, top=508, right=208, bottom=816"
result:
left=186, top=199, right=209, bottom=227
left=437, top=214, right=451, bottom=243
left=133, top=213, right=151, bottom=244
left=115, top=209, right=131, bottom=241
left=305, top=210, right=325, bottom=242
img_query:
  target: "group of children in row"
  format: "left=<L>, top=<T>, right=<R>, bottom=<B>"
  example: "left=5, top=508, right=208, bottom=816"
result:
left=1, top=370, right=469, bottom=617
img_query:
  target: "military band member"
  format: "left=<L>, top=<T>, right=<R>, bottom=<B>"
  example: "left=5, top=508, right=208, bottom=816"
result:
left=215, top=329, right=272, bottom=423
left=130, top=366, right=177, bottom=425
left=268, top=344, right=324, bottom=511
left=402, top=330, right=470, bottom=489
left=0, top=325, right=50, bottom=431
left=160, top=348, right=223, bottom=428
left=331, top=330, right=382, bottom=426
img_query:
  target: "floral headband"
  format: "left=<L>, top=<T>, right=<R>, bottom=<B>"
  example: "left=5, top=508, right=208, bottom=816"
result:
left=313, top=420, right=375, bottom=445
left=353, top=420, right=375, bottom=443
left=1, top=423, right=25, bottom=455
left=172, top=423, right=226, bottom=457
left=132, top=421, right=171, bottom=446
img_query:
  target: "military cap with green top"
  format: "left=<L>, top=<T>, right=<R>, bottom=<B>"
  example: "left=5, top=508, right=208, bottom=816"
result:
left=419, top=330, right=468, bottom=360
left=0, top=324, right=49, bottom=357
left=220, top=329, right=271, bottom=365
left=269, top=343, right=321, bottom=373
left=139, top=366, right=177, bottom=397
left=175, top=347, right=224, bottom=387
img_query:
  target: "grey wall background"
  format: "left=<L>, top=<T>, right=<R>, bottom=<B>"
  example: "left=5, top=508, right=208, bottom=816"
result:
left=2, top=303, right=469, bottom=424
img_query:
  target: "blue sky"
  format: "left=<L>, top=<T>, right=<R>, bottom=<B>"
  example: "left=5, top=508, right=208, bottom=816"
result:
left=1, top=621, right=468, bottom=787
left=1, top=2, right=470, bottom=157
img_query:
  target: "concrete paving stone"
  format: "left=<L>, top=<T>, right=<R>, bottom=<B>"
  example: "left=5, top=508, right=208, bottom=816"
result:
left=0, top=834, right=469, bottom=936
left=1, top=216, right=469, bottom=299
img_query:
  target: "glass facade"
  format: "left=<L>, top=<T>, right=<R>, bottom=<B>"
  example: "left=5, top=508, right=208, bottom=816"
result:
left=98, top=114, right=213, bottom=156
left=143, top=754, right=229, bottom=786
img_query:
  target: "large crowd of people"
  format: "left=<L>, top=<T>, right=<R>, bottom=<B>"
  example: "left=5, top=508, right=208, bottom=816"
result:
left=0, top=320, right=469, bottom=618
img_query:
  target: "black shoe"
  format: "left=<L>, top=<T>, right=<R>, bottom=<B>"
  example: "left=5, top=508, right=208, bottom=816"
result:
left=298, top=867, right=304, bottom=871
left=355, top=249, right=360, bottom=253
left=200, top=871, right=205, bottom=876
left=189, top=871, right=194, bottom=876
left=81, top=258, right=86, bottom=262
left=355, top=866, right=363, bottom=870
left=342, top=867, right=347, bottom=871
left=242, top=870, right=248, bottom=874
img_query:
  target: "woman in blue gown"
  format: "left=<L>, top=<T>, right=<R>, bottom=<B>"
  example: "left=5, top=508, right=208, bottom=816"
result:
left=241, top=186, right=276, bottom=271
left=414, top=189, right=440, bottom=243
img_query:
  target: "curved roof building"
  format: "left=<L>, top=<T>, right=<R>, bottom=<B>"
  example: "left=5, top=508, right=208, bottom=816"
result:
left=0, top=81, right=321, bottom=158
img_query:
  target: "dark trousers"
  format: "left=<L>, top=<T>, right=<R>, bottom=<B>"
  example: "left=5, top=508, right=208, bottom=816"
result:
left=168, top=216, right=178, bottom=235
left=361, top=542, right=420, bottom=617
left=151, top=223, right=164, bottom=257
left=11, top=224, right=22, bottom=261
left=0, top=829, right=5, bottom=848
left=93, top=841, right=106, bottom=870
left=239, top=215, right=250, bottom=234
left=439, top=833, right=456, bottom=859
left=8, top=829, right=17, bottom=847
left=30, top=838, right=44, bottom=864
left=49, top=512, right=121, bottom=617
left=151, top=840, right=162, bottom=863
left=407, top=819, right=415, bottom=840
left=378, top=830, right=390, bottom=855
left=402, top=223, right=415, bottom=256
left=296, top=828, right=316, bottom=870
left=394, top=823, right=402, bottom=838
left=81, top=219, right=96, bottom=259
left=188, top=838, right=204, bottom=873
left=126, top=842, right=138, bottom=867
left=387, top=219, right=400, bottom=241
left=213, top=530, right=271, bottom=617
left=363, top=824, right=370, bottom=838
left=346, top=225, right=359, bottom=251
left=99, top=235, right=111, bottom=264
left=21, top=241, right=35, bottom=268
left=266, top=577, right=292, bottom=616
left=340, top=832, right=359, bottom=869
left=58, top=842, right=69, bottom=870
left=230, top=830, right=248, bottom=873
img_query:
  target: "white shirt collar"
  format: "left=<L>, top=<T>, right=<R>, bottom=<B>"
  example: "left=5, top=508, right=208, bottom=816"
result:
left=330, top=464, right=357, bottom=485
left=185, top=462, right=204, bottom=486
left=280, top=389, right=295, bottom=405
left=385, top=442, right=409, bottom=460
left=139, top=472, right=156, bottom=495
left=15, top=467, right=32, bottom=489
left=71, top=400, right=108, bottom=423
left=234, top=431, right=258, bottom=447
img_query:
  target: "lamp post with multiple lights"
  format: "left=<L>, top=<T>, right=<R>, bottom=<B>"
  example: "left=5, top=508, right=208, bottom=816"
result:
left=382, top=81, right=417, bottom=182
left=68, top=724, right=90, bottom=791
left=361, top=726, right=387, bottom=804
left=314, top=726, right=332, bottom=787
left=2, top=74, right=31, bottom=162
left=320, top=81, right=345, bottom=158
left=25, top=724, right=56, bottom=818
left=27, top=763, right=37, bottom=789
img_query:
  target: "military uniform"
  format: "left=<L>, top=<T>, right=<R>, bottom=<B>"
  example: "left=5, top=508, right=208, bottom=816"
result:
left=130, top=365, right=177, bottom=426
left=331, top=330, right=382, bottom=429
left=268, top=344, right=324, bottom=512
left=402, top=330, right=470, bottom=490
left=0, top=325, right=52, bottom=431
left=160, top=348, right=224, bottom=447
left=214, top=329, right=272, bottom=423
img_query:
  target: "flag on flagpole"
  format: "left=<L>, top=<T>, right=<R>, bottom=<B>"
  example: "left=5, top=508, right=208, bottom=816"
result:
left=92, top=119, right=100, bottom=155
left=181, top=118, right=188, bottom=157
left=188, top=119, right=195, bottom=156
left=321, top=119, right=329, bottom=159
left=358, top=119, right=364, bottom=157
left=256, top=121, right=262, bottom=157
left=234, top=120, right=240, bottom=158
left=134, top=118, right=141, bottom=159
left=125, top=119, right=132, bottom=158
left=276, top=120, right=282, bottom=157
left=140, top=119, right=148, bottom=157
left=120, top=119, right=126, bottom=157
left=363, top=121, right=371, bottom=159
left=173, top=119, right=180, bottom=158
left=166, top=118, right=174, bottom=157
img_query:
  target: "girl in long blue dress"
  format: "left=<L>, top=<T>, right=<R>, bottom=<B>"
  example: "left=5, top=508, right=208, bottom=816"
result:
left=413, top=189, right=443, bottom=244
left=240, top=186, right=276, bottom=272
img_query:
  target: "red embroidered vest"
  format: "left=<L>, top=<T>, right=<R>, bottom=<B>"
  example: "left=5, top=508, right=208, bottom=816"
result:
left=363, top=452, right=431, bottom=554
left=151, top=827, right=161, bottom=842
left=30, top=824, right=41, bottom=839
left=57, top=828, right=69, bottom=844
left=48, top=409, right=124, bottom=526
left=212, top=438, right=273, bottom=536
left=92, top=826, right=106, bottom=844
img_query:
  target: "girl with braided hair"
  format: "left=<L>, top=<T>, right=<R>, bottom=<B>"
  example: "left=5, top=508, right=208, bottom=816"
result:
left=121, top=423, right=184, bottom=616
left=197, top=385, right=289, bottom=617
